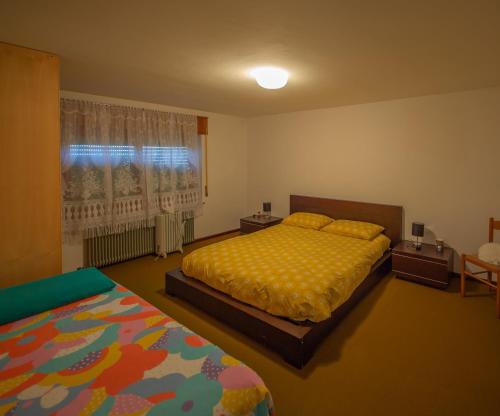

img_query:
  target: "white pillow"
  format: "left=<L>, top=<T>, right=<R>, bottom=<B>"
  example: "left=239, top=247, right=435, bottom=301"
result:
left=478, top=243, right=500, bottom=266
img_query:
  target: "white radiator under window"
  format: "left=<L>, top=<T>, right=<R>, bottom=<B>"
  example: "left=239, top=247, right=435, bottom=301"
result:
left=155, top=213, right=195, bottom=258
left=84, top=216, right=194, bottom=267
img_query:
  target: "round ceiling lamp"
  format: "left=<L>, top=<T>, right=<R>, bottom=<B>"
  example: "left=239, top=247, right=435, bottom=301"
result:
left=250, top=67, right=289, bottom=89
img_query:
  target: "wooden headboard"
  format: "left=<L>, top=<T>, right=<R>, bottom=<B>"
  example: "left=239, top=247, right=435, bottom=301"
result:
left=290, top=195, right=403, bottom=246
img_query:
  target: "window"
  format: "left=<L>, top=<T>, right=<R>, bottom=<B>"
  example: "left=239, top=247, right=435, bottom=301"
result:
left=68, top=144, right=189, bottom=167
left=142, top=146, right=189, bottom=167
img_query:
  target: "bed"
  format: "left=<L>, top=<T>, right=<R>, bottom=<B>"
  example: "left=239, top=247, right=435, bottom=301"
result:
left=182, top=223, right=391, bottom=322
left=0, top=271, right=274, bottom=416
left=165, top=195, right=403, bottom=368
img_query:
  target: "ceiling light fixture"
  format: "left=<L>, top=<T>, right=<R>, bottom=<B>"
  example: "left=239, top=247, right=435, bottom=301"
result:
left=250, top=67, right=289, bottom=89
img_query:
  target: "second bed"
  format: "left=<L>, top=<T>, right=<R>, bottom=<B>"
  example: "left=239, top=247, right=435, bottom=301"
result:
left=166, top=195, right=403, bottom=368
left=182, top=223, right=390, bottom=323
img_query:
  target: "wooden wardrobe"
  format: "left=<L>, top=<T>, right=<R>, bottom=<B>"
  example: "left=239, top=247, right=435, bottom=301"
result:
left=0, top=42, right=61, bottom=288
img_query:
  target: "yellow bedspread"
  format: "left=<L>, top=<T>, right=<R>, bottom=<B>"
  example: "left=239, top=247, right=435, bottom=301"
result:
left=182, top=224, right=390, bottom=322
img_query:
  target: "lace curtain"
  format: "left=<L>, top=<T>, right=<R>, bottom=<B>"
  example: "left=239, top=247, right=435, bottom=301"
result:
left=61, top=99, right=202, bottom=242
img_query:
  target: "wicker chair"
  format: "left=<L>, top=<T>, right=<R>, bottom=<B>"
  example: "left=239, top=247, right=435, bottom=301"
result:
left=461, top=218, right=500, bottom=317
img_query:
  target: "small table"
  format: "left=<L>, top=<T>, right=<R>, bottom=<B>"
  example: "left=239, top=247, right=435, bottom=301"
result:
left=240, top=215, right=282, bottom=234
left=392, top=241, right=453, bottom=289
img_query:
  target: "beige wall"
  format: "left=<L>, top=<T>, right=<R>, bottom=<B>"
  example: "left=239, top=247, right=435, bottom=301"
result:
left=246, top=87, right=500, bottom=270
left=61, top=91, right=247, bottom=272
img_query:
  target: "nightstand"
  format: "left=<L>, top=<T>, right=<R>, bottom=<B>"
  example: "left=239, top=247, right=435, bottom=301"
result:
left=392, top=241, right=453, bottom=289
left=240, top=215, right=282, bottom=234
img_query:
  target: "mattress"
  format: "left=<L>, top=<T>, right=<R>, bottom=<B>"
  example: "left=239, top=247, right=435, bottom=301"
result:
left=0, top=284, right=274, bottom=416
left=182, top=224, right=391, bottom=322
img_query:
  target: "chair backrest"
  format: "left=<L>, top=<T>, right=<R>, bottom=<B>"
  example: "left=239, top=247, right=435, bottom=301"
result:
left=489, top=218, right=500, bottom=242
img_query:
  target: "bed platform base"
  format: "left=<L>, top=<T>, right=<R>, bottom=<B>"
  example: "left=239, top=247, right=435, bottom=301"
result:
left=165, top=251, right=391, bottom=369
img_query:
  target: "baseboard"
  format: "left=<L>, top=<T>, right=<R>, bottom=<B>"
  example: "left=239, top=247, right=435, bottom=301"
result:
left=188, top=228, right=240, bottom=245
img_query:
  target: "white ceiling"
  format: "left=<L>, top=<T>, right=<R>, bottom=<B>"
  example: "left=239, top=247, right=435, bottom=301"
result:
left=1, top=0, right=500, bottom=116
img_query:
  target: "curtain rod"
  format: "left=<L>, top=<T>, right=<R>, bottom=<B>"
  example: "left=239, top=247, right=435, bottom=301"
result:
left=60, top=97, right=208, bottom=119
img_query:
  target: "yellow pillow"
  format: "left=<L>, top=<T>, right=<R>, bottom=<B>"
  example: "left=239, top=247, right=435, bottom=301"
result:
left=282, top=212, right=333, bottom=230
left=321, top=219, right=384, bottom=240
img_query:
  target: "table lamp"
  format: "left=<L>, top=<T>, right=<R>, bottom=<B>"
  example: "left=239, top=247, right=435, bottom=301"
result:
left=412, top=222, right=424, bottom=250
left=263, top=202, right=272, bottom=218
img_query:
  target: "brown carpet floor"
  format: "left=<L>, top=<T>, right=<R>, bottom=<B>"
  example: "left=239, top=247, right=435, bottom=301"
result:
left=102, top=233, right=500, bottom=416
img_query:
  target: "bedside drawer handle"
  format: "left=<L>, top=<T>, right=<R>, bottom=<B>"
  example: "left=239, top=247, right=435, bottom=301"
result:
left=394, top=253, right=445, bottom=266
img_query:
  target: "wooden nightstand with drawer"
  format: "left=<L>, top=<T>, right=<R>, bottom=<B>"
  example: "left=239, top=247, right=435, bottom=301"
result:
left=392, top=241, right=453, bottom=289
left=240, top=216, right=282, bottom=234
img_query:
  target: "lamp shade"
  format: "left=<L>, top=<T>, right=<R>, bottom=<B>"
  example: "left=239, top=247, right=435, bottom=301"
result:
left=412, top=222, right=425, bottom=237
left=250, top=67, right=288, bottom=89
left=263, top=202, right=272, bottom=212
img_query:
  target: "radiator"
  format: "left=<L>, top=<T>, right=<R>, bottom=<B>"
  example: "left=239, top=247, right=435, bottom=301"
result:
left=84, top=228, right=155, bottom=268
left=155, top=213, right=195, bottom=257
left=84, top=216, right=195, bottom=267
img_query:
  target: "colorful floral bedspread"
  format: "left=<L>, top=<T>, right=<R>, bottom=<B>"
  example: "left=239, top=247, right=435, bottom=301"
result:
left=0, top=285, right=274, bottom=415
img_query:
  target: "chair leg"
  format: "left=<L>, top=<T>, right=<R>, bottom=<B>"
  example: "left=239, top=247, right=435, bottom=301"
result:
left=460, top=254, right=466, bottom=297
left=488, top=271, right=494, bottom=292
